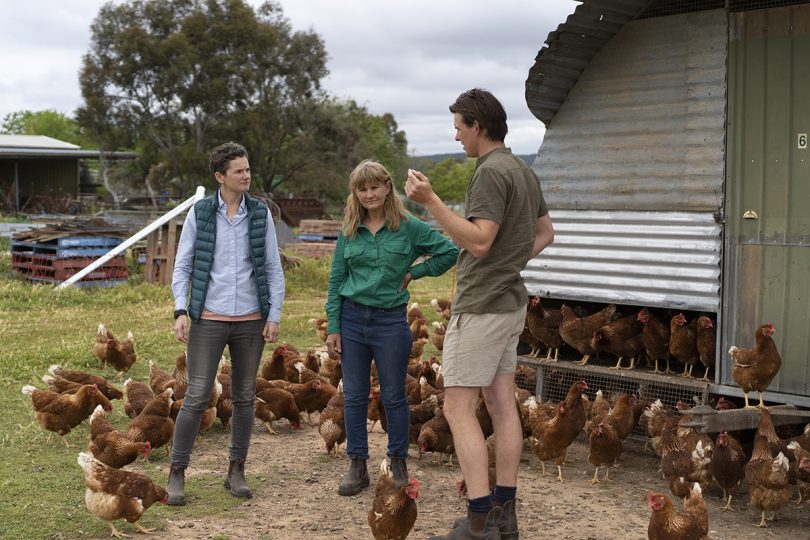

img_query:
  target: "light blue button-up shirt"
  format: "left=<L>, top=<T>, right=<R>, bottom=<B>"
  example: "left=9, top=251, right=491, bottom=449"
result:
left=172, top=191, right=285, bottom=322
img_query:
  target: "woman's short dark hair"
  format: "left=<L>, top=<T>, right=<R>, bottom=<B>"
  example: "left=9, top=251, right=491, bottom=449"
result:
left=209, top=142, right=249, bottom=175
left=449, top=88, right=508, bottom=143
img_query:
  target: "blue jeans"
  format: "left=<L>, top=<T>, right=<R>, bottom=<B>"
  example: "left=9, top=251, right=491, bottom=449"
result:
left=340, top=298, right=412, bottom=460
left=171, top=318, right=266, bottom=467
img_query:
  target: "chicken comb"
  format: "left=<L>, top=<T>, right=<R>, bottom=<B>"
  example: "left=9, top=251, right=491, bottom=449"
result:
left=408, top=478, right=421, bottom=489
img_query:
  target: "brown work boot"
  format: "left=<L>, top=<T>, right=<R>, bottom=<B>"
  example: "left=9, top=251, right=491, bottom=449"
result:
left=496, top=499, right=518, bottom=540
left=428, top=506, right=501, bottom=539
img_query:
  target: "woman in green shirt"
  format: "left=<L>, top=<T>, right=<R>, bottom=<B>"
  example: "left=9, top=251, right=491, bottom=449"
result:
left=325, top=160, right=458, bottom=496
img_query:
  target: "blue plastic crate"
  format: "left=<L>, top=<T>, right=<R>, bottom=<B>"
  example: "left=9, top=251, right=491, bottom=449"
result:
left=11, top=236, right=124, bottom=259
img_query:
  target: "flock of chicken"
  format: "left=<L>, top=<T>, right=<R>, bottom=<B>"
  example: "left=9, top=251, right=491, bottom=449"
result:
left=18, top=299, right=799, bottom=539
left=522, top=298, right=721, bottom=379
left=645, top=396, right=810, bottom=535
left=523, top=297, right=786, bottom=409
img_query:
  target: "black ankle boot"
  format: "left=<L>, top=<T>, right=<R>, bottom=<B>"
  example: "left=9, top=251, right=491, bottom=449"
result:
left=390, top=456, right=408, bottom=488
left=167, top=463, right=186, bottom=506
left=224, top=459, right=252, bottom=498
left=338, top=457, right=369, bottom=496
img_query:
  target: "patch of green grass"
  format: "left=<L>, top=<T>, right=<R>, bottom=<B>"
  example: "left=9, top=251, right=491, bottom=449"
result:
left=0, top=254, right=453, bottom=539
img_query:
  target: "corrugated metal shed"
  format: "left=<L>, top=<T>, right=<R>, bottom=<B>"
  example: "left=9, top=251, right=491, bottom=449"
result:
left=523, top=210, right=722, bottom=311
left=525, top=0, right=651, bottom=127
left=532, top=9, right=728, bottom=212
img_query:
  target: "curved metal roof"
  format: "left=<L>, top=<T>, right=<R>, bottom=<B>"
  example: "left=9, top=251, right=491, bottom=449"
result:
left=525, top=0, right=651, bottom=127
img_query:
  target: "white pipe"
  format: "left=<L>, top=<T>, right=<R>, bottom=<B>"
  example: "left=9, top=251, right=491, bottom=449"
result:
left=56, top=186, right=205, bottom=289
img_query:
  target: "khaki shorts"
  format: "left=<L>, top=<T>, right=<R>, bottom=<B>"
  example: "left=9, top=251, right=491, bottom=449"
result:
left=441, top=305, right=527, bottom=388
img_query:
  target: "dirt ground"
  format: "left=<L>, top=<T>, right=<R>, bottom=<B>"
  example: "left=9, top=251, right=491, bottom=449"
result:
left=132, top=414, right=810, bottom=540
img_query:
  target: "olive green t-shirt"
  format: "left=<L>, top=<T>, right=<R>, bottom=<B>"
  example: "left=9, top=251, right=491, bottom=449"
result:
left=452, top=147, right=548, bottom=314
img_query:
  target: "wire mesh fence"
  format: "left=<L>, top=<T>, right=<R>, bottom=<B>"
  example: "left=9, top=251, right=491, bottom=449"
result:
left=516, top=357, right=709, bottom=441
left=639, top=0, right=808, bottom=18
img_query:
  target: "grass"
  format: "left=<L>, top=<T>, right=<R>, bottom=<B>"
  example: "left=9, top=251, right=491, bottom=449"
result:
left=0, top=247, right=452, bottom=539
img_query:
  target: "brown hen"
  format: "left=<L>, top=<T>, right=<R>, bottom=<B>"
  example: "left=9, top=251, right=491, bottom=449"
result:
left=558, top=303, right=617, bottom=365
left=647, top=484, right=711, bottom=540
left=368, top=458, right=420, bottom=540
left=695, top=316, right=716, bottom=381
left=78, top=451, right=167, bottom=538
left=730, top=323, right=781, bottom=408
left=638, top=308, right=671, bottom=373
left=670, top=313, right=699, bottom=377
left=22, top=383, right=113, bottom=447
left=89, top=405, right=151, bottom=468
left=525, top=296, right=563, bottom=361
left=590, top=312, right=643, bottom=370
left=46, top=365, right=123, bottom=400
left=711, top=431, right=746, bottom=511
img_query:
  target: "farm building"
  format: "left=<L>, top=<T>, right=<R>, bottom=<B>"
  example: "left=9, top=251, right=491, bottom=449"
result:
left=0, top=135, right=135, bottom=213
left=523, top=0, right=810, bottom=411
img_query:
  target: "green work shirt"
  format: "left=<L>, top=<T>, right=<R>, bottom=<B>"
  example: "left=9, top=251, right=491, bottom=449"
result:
left=325, top=215, right=459, bottom=334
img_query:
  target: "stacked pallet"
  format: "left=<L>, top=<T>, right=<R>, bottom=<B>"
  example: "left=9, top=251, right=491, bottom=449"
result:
left=297, top=219, right=342, bottom=240
left=11, top=221, right=130, bottom=287
left=285, top=219, right=342, bottom=258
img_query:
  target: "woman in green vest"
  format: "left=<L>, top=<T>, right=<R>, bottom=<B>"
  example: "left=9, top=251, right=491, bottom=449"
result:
left=168, top=142, right=285, bottom=505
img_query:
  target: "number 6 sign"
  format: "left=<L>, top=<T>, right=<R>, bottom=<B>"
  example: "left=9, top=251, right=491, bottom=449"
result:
left=800, top=133, right=808, bottom=149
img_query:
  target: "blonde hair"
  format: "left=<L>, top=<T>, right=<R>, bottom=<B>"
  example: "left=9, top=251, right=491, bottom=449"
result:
left=343, top=160, right=409, bottom=238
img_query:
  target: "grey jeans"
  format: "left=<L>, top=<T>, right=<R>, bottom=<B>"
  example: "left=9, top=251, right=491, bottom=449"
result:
left=171, top=318, right=266, bottom=467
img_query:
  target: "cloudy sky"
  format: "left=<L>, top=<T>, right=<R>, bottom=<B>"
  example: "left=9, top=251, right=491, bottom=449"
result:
left=0, top=0, right=578, bottom=156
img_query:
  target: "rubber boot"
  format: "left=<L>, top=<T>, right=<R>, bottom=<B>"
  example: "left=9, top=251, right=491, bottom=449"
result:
left=167, top=463, right=186, bottom=506
left=428, top=506, right=501, bottom=539
left=224, top=459, right=252, bottom=498
left=496, top=499, right=518, bottom=540
left=390, top=456, right=408, bottom=488
left=338, top=458, right=369, bottom=496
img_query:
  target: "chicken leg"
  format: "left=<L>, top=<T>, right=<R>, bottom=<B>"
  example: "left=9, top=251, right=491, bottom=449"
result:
left=701, top=366, right=711, bottom=381
left=756, top=510, right=768, bottom=528
left=107, top=521, right=131, bottom=538
left=719, top=491, right=736, bottom=511
left=132, top=522, right=156, bottom=534
left=574, top=355, right=590, bottom=366
left=609, top=356, right=625, bottom=370
left=590, top=466, right=601, bottom=484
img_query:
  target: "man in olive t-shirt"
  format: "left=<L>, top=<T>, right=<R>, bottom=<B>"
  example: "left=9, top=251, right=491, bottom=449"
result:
left=406, top=88, right=554, bottom=540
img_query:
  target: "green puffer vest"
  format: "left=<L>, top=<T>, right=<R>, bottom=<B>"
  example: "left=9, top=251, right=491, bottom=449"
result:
left=187, top=191, right=270, bottom=322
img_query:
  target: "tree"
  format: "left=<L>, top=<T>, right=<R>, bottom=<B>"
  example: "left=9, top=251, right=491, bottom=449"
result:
left=424, top=157, right=475, bottom=204
left=1, top=110, right=90, bottom=147
left=254, top=97, right=408, bottom=200
left=76, top=0, right=406, bottom=205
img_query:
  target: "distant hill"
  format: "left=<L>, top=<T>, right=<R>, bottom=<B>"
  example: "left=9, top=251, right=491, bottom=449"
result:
left=411, top=152, right=537, bottom=166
